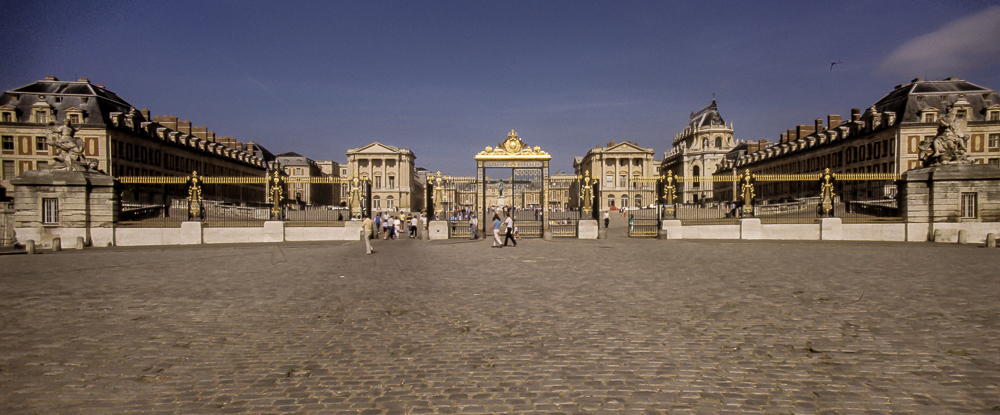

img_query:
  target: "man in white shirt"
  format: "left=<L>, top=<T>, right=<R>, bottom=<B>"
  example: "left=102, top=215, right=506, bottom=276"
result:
left=503, top=213, right=517, bottom=247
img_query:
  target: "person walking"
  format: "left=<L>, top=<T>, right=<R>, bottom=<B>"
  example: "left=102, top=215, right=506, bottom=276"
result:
left=503, top=213, right=517, bottom=247
left=604, top=210, right=610, bottom=228
left=362, top=213, right=374, bottom=254
left=469, top=214, right=480, bottom=240
left=491, top=213, right=503, bottom=248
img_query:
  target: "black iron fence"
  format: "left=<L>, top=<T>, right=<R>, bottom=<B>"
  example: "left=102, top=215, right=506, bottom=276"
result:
left=627, top=207, right=660, bottom=237
left=513, top=209, right=543, bottom=238
left=549, top=210, right=580, bottom=237
left=663, top=170, right=902, bottom=225
left=118, top=174, right=359, bottom=228
left=1, top=202, right=14, bottom=247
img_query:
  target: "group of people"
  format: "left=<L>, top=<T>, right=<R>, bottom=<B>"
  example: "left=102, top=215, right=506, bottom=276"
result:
left=490, top=212, right=519, bottom=248
left=361, top=211, right=425, bottom=254
left=373, top=212, right=419, bottom=240
left=360, top=209, right=521, bottom=255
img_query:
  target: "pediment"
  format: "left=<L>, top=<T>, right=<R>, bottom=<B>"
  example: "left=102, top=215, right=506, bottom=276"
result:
left=604, top=141, right=652, bottom=154
left=351, top=142, right=402, bottom=154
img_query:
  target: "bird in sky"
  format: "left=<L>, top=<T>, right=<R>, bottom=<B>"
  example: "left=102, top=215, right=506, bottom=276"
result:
left=830, top=60, right=843, bottom=71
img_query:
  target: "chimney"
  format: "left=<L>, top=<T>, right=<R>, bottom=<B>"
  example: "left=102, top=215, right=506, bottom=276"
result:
left=96, top=84, right=104, bottom=88
left=177, top=120, right=191, bottom=135
left=44, top=75, right=59, bottom=81
left=191, top=126, right=208, bottom=140
left=797, top=124, right=816, bottom=139
left=780, top=132, right=788, bottom=143
left=78, top=77, right=89, bottom=83
left=154, top=115, right=178, bottom=130
left=851, top=108, right=861, bottom=122
left=787, top=129, right=797, bottom=141
left=140, top=108, right=150, bottom=120
left=815, top=118, right=824, bottom=132
left=207, top=131, right=215, bottom=142
left=828, top=114, right=842, bottom=129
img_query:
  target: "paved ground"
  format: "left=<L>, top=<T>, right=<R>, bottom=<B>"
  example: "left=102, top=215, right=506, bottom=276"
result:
left=1, top=217, right=999, bottom=414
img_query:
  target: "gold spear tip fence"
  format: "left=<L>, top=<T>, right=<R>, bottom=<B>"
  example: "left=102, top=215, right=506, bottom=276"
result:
left=118, top=174, right=360, bottom=228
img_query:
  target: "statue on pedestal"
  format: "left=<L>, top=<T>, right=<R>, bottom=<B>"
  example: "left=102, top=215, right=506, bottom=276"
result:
left=46, top=119, right=100, bottom=172
left=920, top=105, right=972, bottom=167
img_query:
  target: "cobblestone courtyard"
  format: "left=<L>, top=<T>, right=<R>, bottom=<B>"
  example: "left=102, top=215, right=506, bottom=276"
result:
left=1, top=227, right=999, bottom=414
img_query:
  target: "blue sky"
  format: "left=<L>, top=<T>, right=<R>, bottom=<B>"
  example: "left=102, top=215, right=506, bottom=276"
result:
left=4, top=1, right=999, bottom=176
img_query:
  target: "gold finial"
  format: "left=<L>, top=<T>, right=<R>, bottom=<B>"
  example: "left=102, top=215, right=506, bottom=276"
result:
left=508, top=129, right=517, bottom=139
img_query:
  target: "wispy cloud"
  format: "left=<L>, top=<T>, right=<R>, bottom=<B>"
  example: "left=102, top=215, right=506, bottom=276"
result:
left=881, top=6, right=1000, bottom=76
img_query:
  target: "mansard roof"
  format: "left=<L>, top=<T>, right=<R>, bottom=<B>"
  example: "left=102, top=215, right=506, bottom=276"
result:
left=870, top=77, right=999, bottom=124
left=686, top=99, right=726, bottom=130
left=0, top=77, right=138, bottom=125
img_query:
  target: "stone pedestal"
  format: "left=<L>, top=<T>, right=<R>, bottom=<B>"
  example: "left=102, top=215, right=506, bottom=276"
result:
left=427, top=220, right=449, bottom=240
left=901, top=164, right=1000, bottom=223
left=740, top=218, right=762, bottom=239
left=901, top=164, right=1000, bottom=242
left=11, top=170, right=118, bottom=249
left=660, top=219, right=683, bottom=239
left=820, top=218, right=843, bottom=240
left=577, top=219, right=599, bottom=239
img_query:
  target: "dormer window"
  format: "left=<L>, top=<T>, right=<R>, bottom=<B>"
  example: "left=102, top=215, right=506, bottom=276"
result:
left=0, top=105, right=14, bottom=123
left=31, top=102, right=53, bottom=124
left=923, top=113, right=936, bottom=123
left=988, top=110, right=1000, bottom=121
left=69, top=114, right=80, bottom=124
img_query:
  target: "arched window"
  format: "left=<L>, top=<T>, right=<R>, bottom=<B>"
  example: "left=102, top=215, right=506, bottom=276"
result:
left=386, top=195, right=394, bottom=210
left=608, top=195, right=615, bottom=207
left=634, top=195, right=642, bottom=208
left=715, top=136, right=722, bottom=148
left=373, top=196, right=381, bottom=209
left=692, top=165, right=701, bottom=188
left=622, top=194, right=629, bottom=209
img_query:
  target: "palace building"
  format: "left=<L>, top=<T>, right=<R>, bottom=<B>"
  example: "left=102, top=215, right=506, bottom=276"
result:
left=714, top=77, right=1000, bottom=202
left=274, top=152, right=339, bottom=206
left=660, top=100, right=738, bottom=203
left=345, top=142, right=424, bottom=212
left=0, top=76, right=269, bottom=203
left=573, top=140, right=659, bottom=210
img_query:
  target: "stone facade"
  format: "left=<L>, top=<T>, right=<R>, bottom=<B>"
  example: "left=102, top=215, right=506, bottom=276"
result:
left=573, top=140, right=658, bottom=210
left=275, top=152, right=338, bottom=206
left=714, top=77, right=1000, bottom=202
left=0, top=77, right=270, bottom=205
left=345, top=142, right=423, bottom=212
left=661, top=100, right=738, bottom=203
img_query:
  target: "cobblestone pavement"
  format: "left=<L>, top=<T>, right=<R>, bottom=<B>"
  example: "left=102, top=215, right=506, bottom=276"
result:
left=1, top=221, right=999, bottom=414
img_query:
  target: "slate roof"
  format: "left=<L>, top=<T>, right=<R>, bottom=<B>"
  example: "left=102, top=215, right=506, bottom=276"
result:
left=0, top=78, right=139, bottom=125
left=870, top=77, right=999, bottom=124
left=686, top=100, right=726, bottom=130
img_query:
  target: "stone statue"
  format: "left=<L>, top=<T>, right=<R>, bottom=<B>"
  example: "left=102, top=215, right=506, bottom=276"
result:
left=922, top=105, right=971, bottom=167
left=46, top=119, right=100, bottom=172
left=498, top=180, right=504, bottom=196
